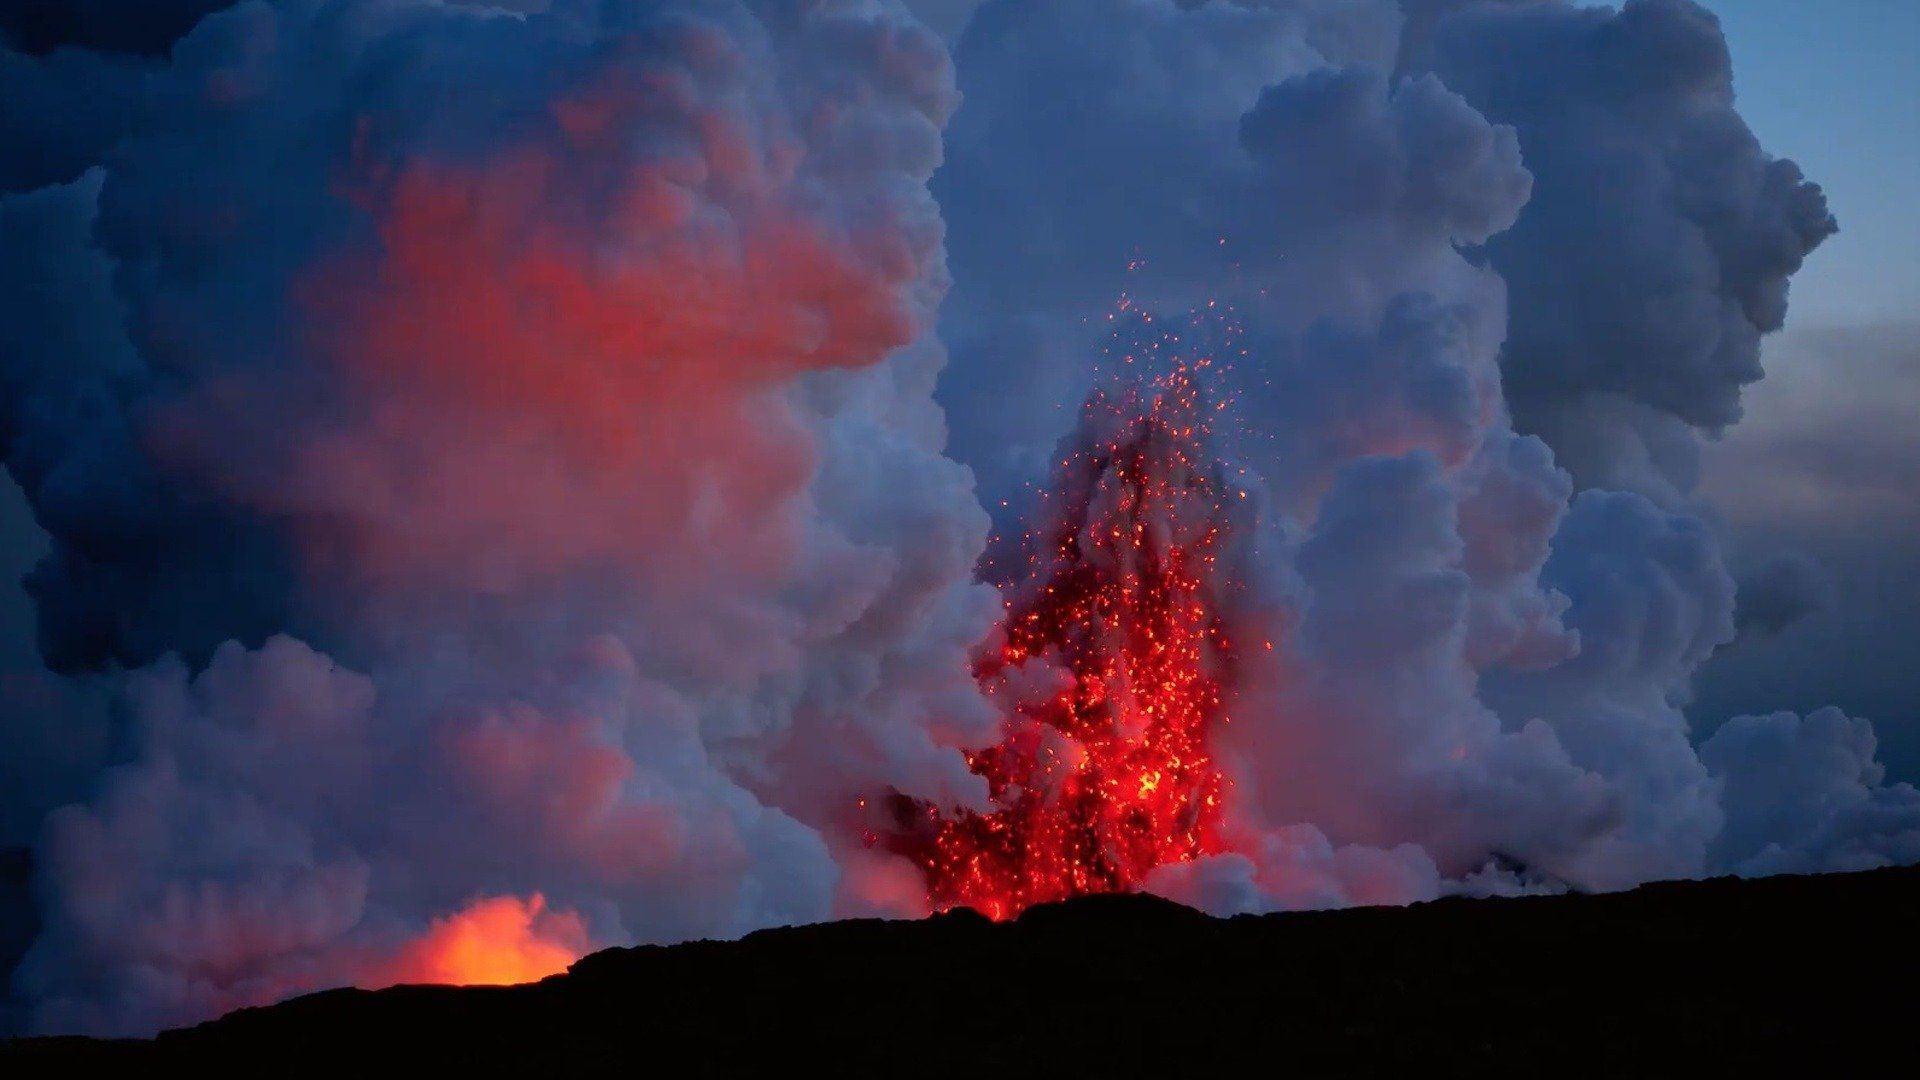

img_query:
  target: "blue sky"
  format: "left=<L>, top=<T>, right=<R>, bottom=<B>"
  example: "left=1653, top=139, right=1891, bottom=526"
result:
left=1710, top=0, right=1919, bottom=328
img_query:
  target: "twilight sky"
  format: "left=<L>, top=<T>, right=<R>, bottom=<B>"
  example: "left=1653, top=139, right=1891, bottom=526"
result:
left=1682, top=0, right=1920, bottom=777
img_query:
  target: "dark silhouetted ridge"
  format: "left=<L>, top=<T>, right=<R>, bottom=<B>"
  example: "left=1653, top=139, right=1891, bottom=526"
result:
left=6, top=866, right=1920, bottom=1074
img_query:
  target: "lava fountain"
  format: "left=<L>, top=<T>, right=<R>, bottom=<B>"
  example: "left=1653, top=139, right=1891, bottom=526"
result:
left=887, top=317, right=1246, bottom=918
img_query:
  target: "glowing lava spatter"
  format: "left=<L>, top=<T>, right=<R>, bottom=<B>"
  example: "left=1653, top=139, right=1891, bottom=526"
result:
left=889, top=319, right=1244, bottom=919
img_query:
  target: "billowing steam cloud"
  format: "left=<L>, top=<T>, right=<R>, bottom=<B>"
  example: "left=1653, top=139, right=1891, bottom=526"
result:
left=0, top=0, right=1913, bottom=1037
left=3, top=0, right=997, bottom=1034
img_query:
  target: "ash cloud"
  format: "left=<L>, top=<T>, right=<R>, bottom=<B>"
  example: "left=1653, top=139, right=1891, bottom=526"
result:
left=0, top=0, right=1912, bottom=1035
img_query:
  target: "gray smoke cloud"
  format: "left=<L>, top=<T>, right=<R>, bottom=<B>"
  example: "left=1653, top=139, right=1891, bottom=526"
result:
left=1702, top=707, right=1920, bottom=876
left=0, top=0, right=1910, bottom=1037
left=1411, top=0, right=1838, bottom=496
left=1732, top=550, right=1833, bottom=640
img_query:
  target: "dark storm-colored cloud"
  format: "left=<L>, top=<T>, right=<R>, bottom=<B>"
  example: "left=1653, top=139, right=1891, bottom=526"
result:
left=1732, top=551, right=1832, bottom=639
left=0, top=0, right=544, bottom=56
left=1417, top=0, right=1837, bottom=492
left=0, top=170, right=297, bottom=672
left=0, top=475, right=112, bottom=851
left=0, top=43, right=149, bottom=195
left=0, top=1, right=234, bottom=56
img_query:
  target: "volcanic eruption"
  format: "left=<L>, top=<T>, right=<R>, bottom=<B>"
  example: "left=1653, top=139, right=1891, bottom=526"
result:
left=5, top=0, right=1916, bottom=1045
left=885, top=312, right=1248, bottom=917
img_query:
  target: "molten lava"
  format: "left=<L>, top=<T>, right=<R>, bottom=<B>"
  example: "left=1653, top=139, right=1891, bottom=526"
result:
left=378, top=893, right=589, bottom=987
left=889, top=339, right=1241, bottom=918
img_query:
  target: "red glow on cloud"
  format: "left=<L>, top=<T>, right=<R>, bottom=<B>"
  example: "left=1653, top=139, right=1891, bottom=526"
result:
left=443, top=704, right=688, bottom=881
left=291, top=150, right=907, bottom=593
left=145, top=84, right=938, bottom=606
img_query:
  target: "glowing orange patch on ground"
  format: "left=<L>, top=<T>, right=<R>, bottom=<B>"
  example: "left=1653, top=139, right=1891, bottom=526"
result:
left=379, top=893, right=589, bottom=987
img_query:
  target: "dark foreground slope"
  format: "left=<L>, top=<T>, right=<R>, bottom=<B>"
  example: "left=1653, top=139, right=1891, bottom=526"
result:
left=7, top=865, right=1920, bottom=1074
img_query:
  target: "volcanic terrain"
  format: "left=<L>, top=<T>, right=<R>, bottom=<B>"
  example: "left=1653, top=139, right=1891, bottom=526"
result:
left=6, top=864, right=1916, bottom=1074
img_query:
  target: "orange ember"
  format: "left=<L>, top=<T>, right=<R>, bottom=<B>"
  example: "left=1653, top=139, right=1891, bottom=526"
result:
left=379, top=893, right=589, bottom=987
left=888, top=342, right=1240, bottom=919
